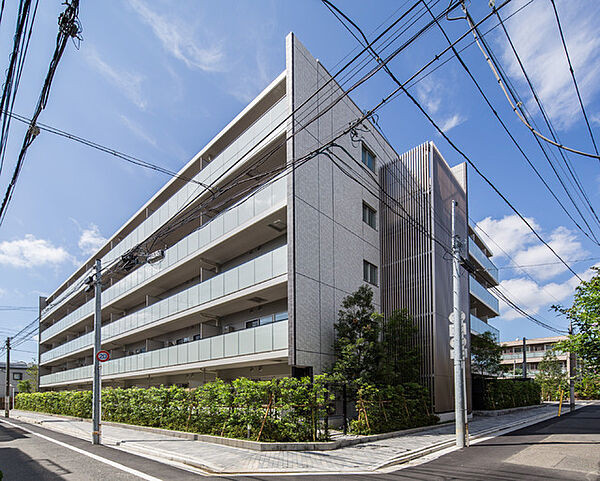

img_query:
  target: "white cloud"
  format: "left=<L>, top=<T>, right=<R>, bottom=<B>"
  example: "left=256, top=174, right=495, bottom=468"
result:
left=440, top=114, right=465, bottom=132
left=78, top=225, right=107, bottom=256
left=0, top=235, right=72, bottom=268
left=85, top=47, right=147, bottom=109
left=128, top=0, right=224, bottom=72
left=416, top=76, right=467, bottom=132
left=499, top=0, right=600, bottom=129
left=119, top=115, right=157, bottom=148
left=476, top=215, right=587, bottom=280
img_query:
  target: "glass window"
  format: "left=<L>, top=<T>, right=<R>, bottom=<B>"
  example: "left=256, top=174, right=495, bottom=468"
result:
left=193, top=334, right=201, bottom=341
left=363, top=260, right=378, bottom=286
left=362, top=202, right=377, bottom=229
left=13, top=373, right=22, bottom=381
left=361, top=144, right=376, bottom=172
left=246, top=319, right=260, bottom=329
left=259, top=315, right=273, bottom=326
left=275, top=312, right=288, bottom=322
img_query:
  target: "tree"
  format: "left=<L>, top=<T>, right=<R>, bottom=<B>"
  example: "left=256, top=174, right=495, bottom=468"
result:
left=536, top=350, right=567, bottom=401
left=331, top=285, right=381, bottom=386
left=553, top=267, right=600, bottom=371
left=17, top=364, right=38, bottom=393
left=471, top=331, right=502, bottom=376
left=379, top=308, right=420, bottom=384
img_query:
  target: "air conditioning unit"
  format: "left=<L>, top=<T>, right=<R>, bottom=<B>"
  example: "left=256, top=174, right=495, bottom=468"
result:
left=223, top=325, right=235, bottom=334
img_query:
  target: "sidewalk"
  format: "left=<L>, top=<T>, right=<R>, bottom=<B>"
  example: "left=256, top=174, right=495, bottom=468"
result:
left=8, top=403, right=573, bottom=474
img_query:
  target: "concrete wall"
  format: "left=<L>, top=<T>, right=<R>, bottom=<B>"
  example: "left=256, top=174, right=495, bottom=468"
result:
left=286, top=34, right=399, bottom=373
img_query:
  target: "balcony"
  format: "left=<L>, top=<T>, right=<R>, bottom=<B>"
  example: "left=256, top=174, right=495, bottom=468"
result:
left=470, top=314, right=499, bottom=341
left=40, top=245, right=288, bottom=365
left=470, top=276, right=500, bottom=318
left=468, top=237, right=498, bottom=286
left=41, top=176, right=287, bottom=344
left=41, top=96, right=288, bottom=323
left=40, top=320, right=288, bottom=387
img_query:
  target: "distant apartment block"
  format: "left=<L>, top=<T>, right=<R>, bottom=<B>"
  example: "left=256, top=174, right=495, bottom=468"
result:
left=501, top=336, right=570, bottom=376
left=38, top=34, right=499, bottom=416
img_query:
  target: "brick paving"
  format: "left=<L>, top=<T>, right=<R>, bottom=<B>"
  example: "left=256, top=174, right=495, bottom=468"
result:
left=10, top=403, right=567, bottom=474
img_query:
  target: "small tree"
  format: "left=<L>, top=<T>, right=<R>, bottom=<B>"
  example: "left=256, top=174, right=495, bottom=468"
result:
left=471, top=331, right=502, bottom=376
left=379, top=309, right=420, bottom=384
left=331, top=285, right=381, bottom=386
left=536, top=350, right=567, bottom=401
left=553, top=267, right=600, bottom=371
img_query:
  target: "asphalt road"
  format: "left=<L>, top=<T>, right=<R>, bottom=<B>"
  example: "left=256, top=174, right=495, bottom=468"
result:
left=0, top=405, right=598, bottom=480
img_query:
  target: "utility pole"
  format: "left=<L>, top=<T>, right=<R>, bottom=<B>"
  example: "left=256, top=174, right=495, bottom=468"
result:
left=522, top=337, right=527, bottom=379
left=568, top=322, right=576, bottom=412
left=92, top=259, right=102, bottom=445
left=4, top=337, right=10, bottom=418
left=451, top=200, right=466, bottom=448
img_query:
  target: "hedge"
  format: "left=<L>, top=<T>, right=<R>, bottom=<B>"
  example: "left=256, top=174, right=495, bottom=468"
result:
left=16, top=377, right=332, bottom=442
left=478, top=379, right=541, bottom=410
left=350, top=382, right=438, bottom=435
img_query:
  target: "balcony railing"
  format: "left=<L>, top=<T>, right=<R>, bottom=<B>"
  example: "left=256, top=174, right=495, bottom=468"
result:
left=469, top=276, right=500, bottom=315
left=468, top=237, right=498, bottom=283
left=41, top=97, right=288, bottom=322
left=41, top=176, right=287, bottom=344
left=501, top=350, right=565, bottom=361
left=40, top=320, right=288, bottom=386
left=470, top=314, right=499, bottom=341
left=40, top=245, right=288, bottom=364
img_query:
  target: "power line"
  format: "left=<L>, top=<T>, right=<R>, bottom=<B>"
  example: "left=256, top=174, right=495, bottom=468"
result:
left=467, top=5, right=600, bottom=161
left=0, top=0, right=81, bottom=227
left=549, top=0, right=599, bottom=158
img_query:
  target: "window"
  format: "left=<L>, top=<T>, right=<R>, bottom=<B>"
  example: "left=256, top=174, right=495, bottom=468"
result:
left=363, top=260, right=378, bottom=286
left=246, top=319, right=260, bottom=329
left=193, top=334, right=202, bottom=341
left=13, top=373, right=22, bottom=381
left=274, top=312, right=288, bottom=322
left=361, top=144, right=376, bottom=172
left=362, top=202, right=377, bottom=229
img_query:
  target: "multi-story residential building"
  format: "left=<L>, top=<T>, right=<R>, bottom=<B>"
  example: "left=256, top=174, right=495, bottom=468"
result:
left=466, top=227, right=500, bottom=341
left=37, top=35, right=499, bottom=417
left=501, top=336, right=570, bottom=376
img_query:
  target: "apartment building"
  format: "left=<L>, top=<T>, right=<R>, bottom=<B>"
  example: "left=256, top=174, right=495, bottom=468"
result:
left=38, top=34, right=499, bottom=416
left=501, top=336, right=570, bottom=376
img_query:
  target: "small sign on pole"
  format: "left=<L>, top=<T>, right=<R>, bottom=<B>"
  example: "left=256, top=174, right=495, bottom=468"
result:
left=96, top=350, right=110, bottom=363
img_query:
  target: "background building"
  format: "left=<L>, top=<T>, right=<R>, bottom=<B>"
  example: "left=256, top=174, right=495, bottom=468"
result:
left=0, top=361, right=32, bottom=398
left=37, top=34, right=499, bottom=416
left=501, top=336, right=569, bottom=376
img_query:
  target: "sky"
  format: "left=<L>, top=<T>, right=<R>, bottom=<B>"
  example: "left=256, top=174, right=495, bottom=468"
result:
left=0, top=0, right=599, bottom=362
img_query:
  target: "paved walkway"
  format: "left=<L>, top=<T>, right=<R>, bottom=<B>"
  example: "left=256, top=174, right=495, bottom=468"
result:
left=9, top=404, right=571, bottom=474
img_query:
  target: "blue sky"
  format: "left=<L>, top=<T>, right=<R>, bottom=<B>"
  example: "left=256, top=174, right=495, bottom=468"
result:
left=0, top=0, right=599, bottom=362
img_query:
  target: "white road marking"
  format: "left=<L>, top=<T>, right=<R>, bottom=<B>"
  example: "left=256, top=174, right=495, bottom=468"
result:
left=0, top=418, right=163, bottom=481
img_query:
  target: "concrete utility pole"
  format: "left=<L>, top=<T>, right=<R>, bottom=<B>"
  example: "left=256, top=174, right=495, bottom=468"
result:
left=92, top=259, right=102, bottom=445
left=4, top=337, right=10, bottom=418
left=522, top=337, right=527, bottom=379
left=569, top=322, right=576, bottom=412
left=451, top=200, right=466, bottom=448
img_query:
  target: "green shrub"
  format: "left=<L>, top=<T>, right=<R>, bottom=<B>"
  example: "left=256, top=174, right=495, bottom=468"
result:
left=575, top=374, right=600, bottom=399
left=480, top=379, right=541, bottom=410
left=16, top=376, right=333, bottom=442
left=349, top=382, right=438, bottom=435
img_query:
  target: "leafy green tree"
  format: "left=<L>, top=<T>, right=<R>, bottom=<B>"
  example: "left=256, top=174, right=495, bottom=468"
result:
left=17, top=364, right=38, bottom=393
left=379, top=308, right=420, bottom=384
left=471, top=331, right=502, bottom=376
left=331, top=285, right=381, bottom=386
left=553, top=267, right=600, bottom=371
left=536, top=350, right=567, bottom=401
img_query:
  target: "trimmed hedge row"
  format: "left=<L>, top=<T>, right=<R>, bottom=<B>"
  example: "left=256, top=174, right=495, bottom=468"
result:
left=16, top=377, right=332, bottom=442
left=350, top=382, right=438, bottom=434
left=478, top=379, right=541, bottom=410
